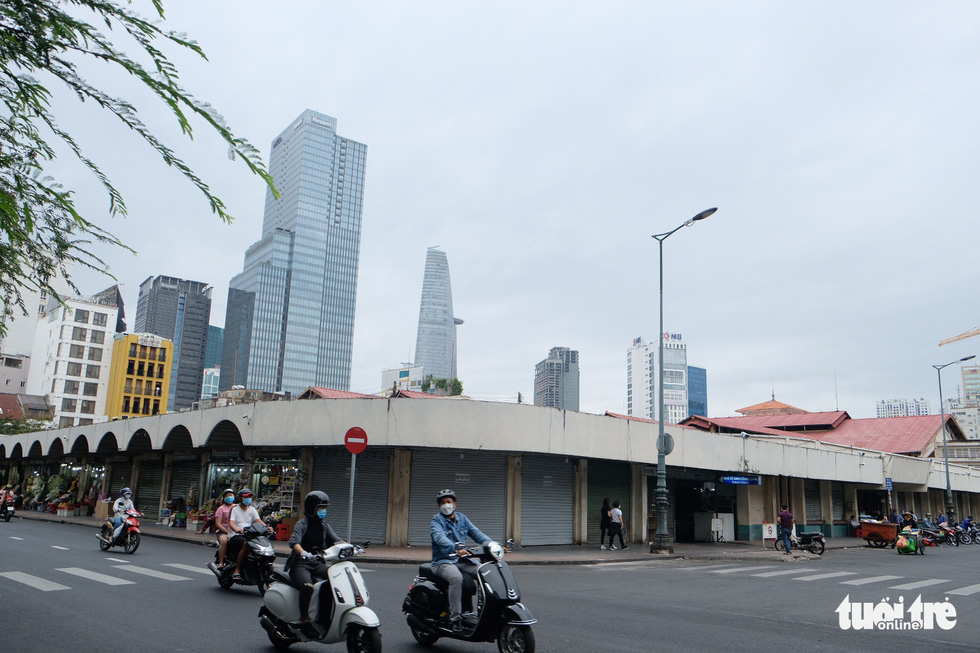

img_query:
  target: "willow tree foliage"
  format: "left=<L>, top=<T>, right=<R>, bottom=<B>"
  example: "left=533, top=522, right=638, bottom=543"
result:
left=0, top=0, right=276, bottom=333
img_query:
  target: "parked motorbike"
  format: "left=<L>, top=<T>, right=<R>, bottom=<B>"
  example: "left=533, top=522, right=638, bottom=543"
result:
left=956, top=524, right=973, bottom=545
left=1, top=498, right=14, bottom=522
left=97, top=508, right=142, bottom=554
left=403, top=539, right=537, bottom=653
left=208, top=523, right=276, bottom=594
left=775, top=531, right=825, bottom=555
left=258, top=541, right=381, bottom=651
left=920, top=524, right=959, bottom=547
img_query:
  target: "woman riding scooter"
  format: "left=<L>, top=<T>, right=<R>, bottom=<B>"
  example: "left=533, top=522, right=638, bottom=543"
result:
left=286, top=491, right=345, bottom=640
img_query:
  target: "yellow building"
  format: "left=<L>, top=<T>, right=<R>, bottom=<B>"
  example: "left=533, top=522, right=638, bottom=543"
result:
left=105, top=333, right=174, bottom=420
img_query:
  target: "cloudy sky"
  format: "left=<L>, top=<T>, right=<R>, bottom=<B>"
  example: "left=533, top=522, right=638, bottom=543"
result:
left=52, top=1, right=980, bottom=418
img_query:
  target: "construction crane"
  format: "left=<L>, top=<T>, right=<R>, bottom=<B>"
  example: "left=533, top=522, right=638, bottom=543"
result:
left=940, top=326, right=980, bottom=346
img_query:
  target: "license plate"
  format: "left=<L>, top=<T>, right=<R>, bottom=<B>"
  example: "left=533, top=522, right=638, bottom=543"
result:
left=6, top=507, right=13, bottom=512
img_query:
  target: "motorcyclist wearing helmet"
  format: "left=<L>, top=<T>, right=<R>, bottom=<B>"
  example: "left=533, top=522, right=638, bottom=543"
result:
left=227, top=488, right=268, bottom=579
left=112, top=488, right=135, bottom=538
left=430, top=489, right=491, bottom=633
left=287, top=491, right=344, bottom=639
left=207, top=489, right=237, bottom=570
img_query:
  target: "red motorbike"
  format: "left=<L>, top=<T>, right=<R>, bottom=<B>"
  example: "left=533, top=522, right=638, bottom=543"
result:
left=97, top=508, right=143, bottom=554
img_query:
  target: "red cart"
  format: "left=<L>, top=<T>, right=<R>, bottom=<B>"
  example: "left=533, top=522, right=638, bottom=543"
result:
left=856, top=520, right=898, bottom=549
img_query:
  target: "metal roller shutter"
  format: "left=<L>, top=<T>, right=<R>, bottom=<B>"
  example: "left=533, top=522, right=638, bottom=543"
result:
left=588, top=459, right=631, bottom=545
left=109, top=462, right=130, bottom=497
left=136, top=461, right=164, bottom=520
left=311, top=447, right=389, bottom=544
left=409, top=450, right=507, bottom=546
left=171, top=460, right=201, bottom=501
left=520, top=455, right=574, bottom=545
left=805, top=479, right=821, bottom=522
left=831, top=482, right=844, bottom=521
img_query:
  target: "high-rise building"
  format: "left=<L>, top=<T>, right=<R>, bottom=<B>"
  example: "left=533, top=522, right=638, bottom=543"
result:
left=201, top=366, right=220, bottom=401
left=687, top=365, right=707, bottom=418
left=414, top=247, right=462, bottom=381
left=627, top=334, right=688, bottom=424
left=26, top=296, right=118, bottom=428
left=533, top=347, right=579, bottom=411
left=948, top=401, right=980, bottom=440
left=134, top=276, right=212, bottom=411
left=204, top=326, right=223, bottom=369
left=962, top=366, right=980, bottom=405
left=221, top=110, right=368, bottom=395
left=875, top=398, right=931, bottom=418
left=104, top=333, right=174, bottom=420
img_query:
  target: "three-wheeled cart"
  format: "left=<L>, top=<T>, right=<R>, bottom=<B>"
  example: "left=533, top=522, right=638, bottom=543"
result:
left=896, top=528, right=924, bottom=555
left=857, top=520, right=898, bottom=549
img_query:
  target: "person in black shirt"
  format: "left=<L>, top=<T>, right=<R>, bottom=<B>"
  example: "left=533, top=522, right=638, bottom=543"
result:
left=287, top=491, right=344, bottom=639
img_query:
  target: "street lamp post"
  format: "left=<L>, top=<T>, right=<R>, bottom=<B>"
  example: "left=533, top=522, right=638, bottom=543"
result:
left=650, top=207, right=717, bottom=553
left=934, top=354, right=975, bottom=523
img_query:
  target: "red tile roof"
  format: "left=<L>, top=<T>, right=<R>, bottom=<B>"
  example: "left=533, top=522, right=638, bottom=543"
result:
left=808, top=415, right=955, bottom=455
left=298, top=387, right=379, bottom=400
left=736, top=398, right=808, bottom=414
left=0, top=393, right=24, bottom=419
left=392, top=389, right=453, bottom=399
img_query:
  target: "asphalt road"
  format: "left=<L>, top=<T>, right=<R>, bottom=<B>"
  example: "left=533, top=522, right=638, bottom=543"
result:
left=3, top=519, right=980, bottom=652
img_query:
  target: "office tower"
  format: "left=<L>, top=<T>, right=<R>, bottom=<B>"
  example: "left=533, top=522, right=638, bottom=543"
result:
left=687, top=365, right=707, bottom=418
left=963, top=366, right=980, bottom=405
left=104, top=333, right=174, bottom=419
left=627, top=334, right=688, bottom=423
left=413, top=247, right=462, bottom=381
left=204, top=326, right=223, bottom=368
left=221, top=110, right=368, bottom=394
left=533, top=347, right=580, bottom=411
left=134, top=276, right=212, bottom=411
left=875, top=398, right=932, bottom=418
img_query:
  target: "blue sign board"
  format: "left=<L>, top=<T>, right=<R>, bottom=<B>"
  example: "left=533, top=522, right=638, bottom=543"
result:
left=720, top=475, right=761, bottom=485
left=885, top=477, right=893, bottom=491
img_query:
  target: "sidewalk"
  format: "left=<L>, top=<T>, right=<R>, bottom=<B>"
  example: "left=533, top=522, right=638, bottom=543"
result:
left=11, top=510, right=861, bottom=565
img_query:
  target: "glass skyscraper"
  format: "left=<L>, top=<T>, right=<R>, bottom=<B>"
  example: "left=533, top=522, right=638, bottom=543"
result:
left=534, top=347, right=580, bottom=411
left=414, top=247, right=462, bottom=381
left=220, top=110, right=367, bottom=394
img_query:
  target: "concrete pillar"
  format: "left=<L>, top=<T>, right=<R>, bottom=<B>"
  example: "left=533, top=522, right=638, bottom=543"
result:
left=506, top=455, right=522, bottom=546
left=196, top=451, right=210, bottom=509
left=385, top=449, right=412, bottom=546
left=297, top=447, right=314, bottom=500
left=789, top=477, right=806, bottom=534
left=845, top=484, right=859, bottom=520
left=573, top=458, right=587, bottom=545
left=630, top=463, right=646, bottom=545
left=819, top=480, right=833, bottom=535
left=159, top=452, right=173, bottom=518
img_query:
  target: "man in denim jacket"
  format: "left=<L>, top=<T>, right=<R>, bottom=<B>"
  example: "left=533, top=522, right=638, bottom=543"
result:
left=430, top=488, right=490, bottom=632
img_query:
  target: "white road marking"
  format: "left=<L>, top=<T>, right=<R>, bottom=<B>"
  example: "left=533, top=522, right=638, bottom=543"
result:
left=889, top=579, right=950, bottom=590
left=711, top=565, right=778, bottom=574
left=163, top=563, right=215, bottom=575
left=112, top=565, right=192, bottom=581
left=947, top=583, right=980, bottom=596
left=676, top=564, right=740, bottom=572
left=57, top=567, right=135, bottom=585
left=794, top=571, right=857, bottom=582
left=752, top=568, right=818, bottom=577
left=0, top=571, right=70, bottom=591
left=841, top=575, right=903, bottom=586
left=105, top=558, right=129, bottom=563
left=51, top=545, right=69, bottom=550
left=8, top=536, right=24, bottom=540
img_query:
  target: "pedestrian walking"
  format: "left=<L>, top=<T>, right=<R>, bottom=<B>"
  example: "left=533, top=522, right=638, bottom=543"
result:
left=607, top=500, right=628, bottom=550
left=599, top=498, right=611, bottom=550
left=778, top=504, right=794, bottom=554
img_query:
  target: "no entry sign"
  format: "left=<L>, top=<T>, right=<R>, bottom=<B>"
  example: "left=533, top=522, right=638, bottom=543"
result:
left=344, top=427, right=368, bottom=455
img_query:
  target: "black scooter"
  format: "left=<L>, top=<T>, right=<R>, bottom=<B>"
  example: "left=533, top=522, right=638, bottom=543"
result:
left=403, top=539, right=536, bottom=653
left=208, top=523, right=276, bottom=594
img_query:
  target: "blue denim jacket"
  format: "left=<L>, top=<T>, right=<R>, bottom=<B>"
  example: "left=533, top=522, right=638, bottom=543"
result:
left=430, top=511, right=490, bottom=565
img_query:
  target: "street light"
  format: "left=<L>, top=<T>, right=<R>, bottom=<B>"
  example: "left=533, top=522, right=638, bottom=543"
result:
left=650, top=207, right=717, bottom=553
left=934, top=354, right=975, bottom=523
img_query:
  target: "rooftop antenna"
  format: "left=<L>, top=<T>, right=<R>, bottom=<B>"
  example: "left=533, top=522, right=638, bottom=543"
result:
left=834, top=371, right=839, bottom=411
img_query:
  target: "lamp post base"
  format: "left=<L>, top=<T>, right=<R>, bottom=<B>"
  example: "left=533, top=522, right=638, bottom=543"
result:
left=649, top=536, right=674, bottom=554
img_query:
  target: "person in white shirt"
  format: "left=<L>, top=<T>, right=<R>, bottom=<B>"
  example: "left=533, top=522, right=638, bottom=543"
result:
left=227, top=488, right=268, bottom=579
left=111, top=488, right=135, bottom=538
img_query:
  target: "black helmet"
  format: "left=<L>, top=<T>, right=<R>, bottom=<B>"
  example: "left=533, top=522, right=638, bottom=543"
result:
left=304, top=491, right=330, bottom=518
left=436, top=488, right=456, bottom=504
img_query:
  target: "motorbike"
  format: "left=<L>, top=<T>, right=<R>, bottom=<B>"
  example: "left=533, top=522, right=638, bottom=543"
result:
left=97, top=508, right=142, bottom=554
left=920, top=524, right=959, bottom=547
left=208, top=523, right=276, bottom=595
left=956, top=524, right=974, bottom=546
left=258, top=541, right=381, bottom=652
left=2, top=498, right=14, bottom=522
left=775, top=531, right=825, bottom=555
left=403, top=539, right=537, bottom=653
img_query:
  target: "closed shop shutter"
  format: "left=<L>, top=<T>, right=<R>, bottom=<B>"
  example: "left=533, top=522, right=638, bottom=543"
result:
left=831, top=482, right=844, bottom=521
left=109, top=462, right=130, bottom=497
left=409, top=450, right=507, bottom=546
left=171, top=460, right=201, bottom=501
left=589, top=459, right=631, bottom=545
left=805, top=479, right=821, bottom=522
left=520, top=455, right=574, bottom=545
left=136, top=461, right=164, bottom=519
left=312, top=447, right=389, bottom=544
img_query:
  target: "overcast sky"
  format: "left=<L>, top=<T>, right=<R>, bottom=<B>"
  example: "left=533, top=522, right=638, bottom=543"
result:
left=53, top=1, right=980, bottom=419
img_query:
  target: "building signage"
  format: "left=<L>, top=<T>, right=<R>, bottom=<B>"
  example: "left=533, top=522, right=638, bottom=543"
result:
left=662, top=332, right=683, bottom=342
left=720, top=475, right=761, bottom=485
left=885, top=477, right=893, bottom=491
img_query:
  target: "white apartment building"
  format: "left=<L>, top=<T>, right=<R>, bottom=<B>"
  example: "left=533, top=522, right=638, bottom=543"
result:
left=627, top=334, right=688, bottom=424
left=949, top=402, right=980, bottom=440
left=26, top=297, right=118, bottom=428
left=382, top=364, right=426, bottom=395
left=875, top=398, right=931, bottom=418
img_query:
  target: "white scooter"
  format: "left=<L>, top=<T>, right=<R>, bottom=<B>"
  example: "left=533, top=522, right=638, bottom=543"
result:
left=258, top=542, right=382, bottom=652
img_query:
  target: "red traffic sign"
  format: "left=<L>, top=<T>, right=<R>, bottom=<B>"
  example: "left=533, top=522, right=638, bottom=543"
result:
left=344, top=427, right=368, bottom=455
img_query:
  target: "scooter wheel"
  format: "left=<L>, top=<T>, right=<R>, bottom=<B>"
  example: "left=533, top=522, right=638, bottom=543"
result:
left=809, top=540, right=825, bottom=555
left=497, top=624, right=535, bottom=653
left=409, top=619, right=440, bottom=646
left=346, top=625, right=382, bottom=653
left=99, top=528, right=111, bottom=552
left=123, top=532, right=140, bottom=554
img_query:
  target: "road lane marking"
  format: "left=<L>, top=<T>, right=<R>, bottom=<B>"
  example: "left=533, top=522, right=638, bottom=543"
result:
left=57, top=567, right=135, bottom=585
left=711, top=565, right=778, bottom=574
left=947, top=583, right=980, bottom=596
left=163, top=563, right=215, bottom=575
left=51, top=545, right=69, bottom=550
left=841, top=575, right=903, bottom=585
left=112, top=565, right=191, bottom=581
left=9, top=536, right=24, bottom=540
left=676, top=564, right=740, bottom=572
left=0, top=571, right=70, bottom=591
left=105, top=558, right=129, bottom=563
left=889, top=579, right=950, bottom=590
left=752, top=568, right=818, bottom=577
left=794, top=571, right=856, bottom=581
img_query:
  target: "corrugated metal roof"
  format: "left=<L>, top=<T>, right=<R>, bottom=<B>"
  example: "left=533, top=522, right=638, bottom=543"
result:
left=300, top=387, right=379, bottom=400
left=0, top=393, right=24, bottom=419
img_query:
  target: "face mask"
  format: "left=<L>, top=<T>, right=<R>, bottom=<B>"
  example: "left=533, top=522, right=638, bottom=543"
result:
left=242, top=498, right=252, bottom=506
left=316, top=509, right=327, bottom=519
left=224, top=496, right=234, bottom=505
left=440, top=503, right=455, bottom=516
